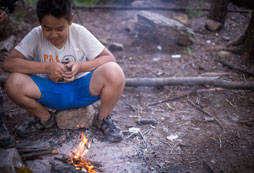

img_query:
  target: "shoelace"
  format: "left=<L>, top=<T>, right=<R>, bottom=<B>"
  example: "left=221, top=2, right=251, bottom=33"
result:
left=103, top=116, right=118, bottom=133
left=26, top=118, right=43, bottom=129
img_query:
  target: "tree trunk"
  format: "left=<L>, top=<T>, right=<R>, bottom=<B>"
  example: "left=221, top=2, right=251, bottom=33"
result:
left=241, top=13, right=254, bottom=63
left=207, top=0, right=230, bottom=24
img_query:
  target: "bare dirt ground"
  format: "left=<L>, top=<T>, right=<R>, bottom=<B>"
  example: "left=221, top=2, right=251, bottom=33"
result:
left=1, top=0, right=254, bottom=172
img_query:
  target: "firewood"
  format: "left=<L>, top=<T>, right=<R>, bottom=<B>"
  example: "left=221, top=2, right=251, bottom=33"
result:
left=1, top=75, right=254, bottom=90
left=21, top=149, right=58, bottom=160
left=72, top=5, right=250, bottom=14
left=135, top=118, right=158, bottom=126
left=125, top=77, right=254, bottom=89
left=17, top=147, right=53, bottom=153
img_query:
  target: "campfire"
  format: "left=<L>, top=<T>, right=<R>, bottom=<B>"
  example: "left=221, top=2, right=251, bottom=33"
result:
left=69, top=132, right=96, bottom=173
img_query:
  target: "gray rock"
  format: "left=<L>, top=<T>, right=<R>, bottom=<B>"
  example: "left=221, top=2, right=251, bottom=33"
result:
left=0, top=35, right=16, bottom=52
left=205, top=19, right=223, bottom=31
left=108, top=42, right=124, bottom=51
left=134, top=11, right=195, bottom=47
left=218, top=51, right=231, bottom=58
left=55, top=104, right=97, bottom=129
left=125, top=19, right=137, bottom=33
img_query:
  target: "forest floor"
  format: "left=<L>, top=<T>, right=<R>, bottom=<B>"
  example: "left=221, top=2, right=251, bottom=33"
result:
left=0, top=0, right=254, bottom=172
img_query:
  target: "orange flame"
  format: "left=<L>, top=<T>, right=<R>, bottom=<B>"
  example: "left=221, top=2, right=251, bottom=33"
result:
left=69, top=132, right=96, bottom=173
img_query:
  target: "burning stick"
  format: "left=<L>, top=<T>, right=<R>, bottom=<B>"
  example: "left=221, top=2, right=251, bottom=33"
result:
left=54, top=156, right=103, bottom=172
left=69, top=132, right=99, bottom=173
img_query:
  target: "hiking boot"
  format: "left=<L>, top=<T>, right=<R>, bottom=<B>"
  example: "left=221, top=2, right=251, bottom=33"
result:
left=16, top=113, right=56, bottom=138
left=0, top=121, right=15, bottom=148
left=94, top=114, right=123, bottom=142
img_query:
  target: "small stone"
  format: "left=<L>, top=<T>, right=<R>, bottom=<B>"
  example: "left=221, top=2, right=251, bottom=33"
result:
left=167, top=134, right=179, bottom=141
left=157, top=45, right=162, bottom=51
left=205, top=19, right=223, bottom=31
left=135, top=118, right=158, bottom=126
left=108, top=42, right=124, bottom=51
left=222, top=36, right=231, bottom=41
left=152, top=57, right=161, bottom=62
left=206, top=40, right=211, bottom=44
left=129, top=127, right=140, bottom=134
left=171, top=54, right=181, bottom=59
left=204, top=117, right=215, bottom=122
left=125, top=19, right=137, bottom=33
left=163, top=127, right=169, bottom=133
left=128, top=57, right=133, bottom=60
left=156, top=71, right=164, bottom=76
left=218, top=51, right=231, bottom=58
left=0, top=35, right=16, bottom=52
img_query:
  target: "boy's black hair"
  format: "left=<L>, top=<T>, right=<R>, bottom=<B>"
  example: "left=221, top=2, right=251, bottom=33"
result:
left=36, top=0, right=72, bottom=23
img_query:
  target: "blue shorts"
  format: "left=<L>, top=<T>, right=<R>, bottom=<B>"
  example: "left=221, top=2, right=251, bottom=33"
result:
left=29, top=71, right=100, bottom=110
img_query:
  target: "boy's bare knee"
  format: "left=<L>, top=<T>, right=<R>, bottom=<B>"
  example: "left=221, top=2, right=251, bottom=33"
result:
left=103, top=62, right=125, bottom=86
left=5, top=73, right=27, bottom=93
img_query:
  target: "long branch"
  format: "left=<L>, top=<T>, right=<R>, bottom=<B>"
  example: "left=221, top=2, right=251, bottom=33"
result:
left=73, top=5, right=252, bottom=14
left=1, top=75, right=254, bottom=90
left=125, top=77, right=254, bottom=90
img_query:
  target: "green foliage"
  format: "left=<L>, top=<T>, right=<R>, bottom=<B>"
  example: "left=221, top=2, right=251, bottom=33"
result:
left=185, top=46, right=192, bottom=56
left=186, top=1, right=203, bottom=19
left=26, top=0, right=38, bottom=7
left=24, top=0, right=97, bottom=7
left=248, top=10, right=254, bottom=15
left=73, top=0, right=96, bottom=6
left=23, top=0, right=136, bottom=8
left=11, top=6, right=25, bottom=21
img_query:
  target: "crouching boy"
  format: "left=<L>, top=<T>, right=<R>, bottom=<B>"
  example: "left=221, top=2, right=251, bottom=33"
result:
left=2, top=0, right=125, bottom=142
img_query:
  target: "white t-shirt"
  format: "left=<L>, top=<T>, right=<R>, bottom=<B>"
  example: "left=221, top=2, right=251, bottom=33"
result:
left=15, top=23, right=105, bottom=81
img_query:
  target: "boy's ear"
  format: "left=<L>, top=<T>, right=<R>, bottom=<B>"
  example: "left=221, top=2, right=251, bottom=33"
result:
left=69, top=14, right=74, bottom=25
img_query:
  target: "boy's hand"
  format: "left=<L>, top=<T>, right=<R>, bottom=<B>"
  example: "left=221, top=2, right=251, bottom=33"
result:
left=46, top=62, right=67, bottom=79
left=0, top=10, right=8, bottom=24
left=63, top=62, right=80, bottom=82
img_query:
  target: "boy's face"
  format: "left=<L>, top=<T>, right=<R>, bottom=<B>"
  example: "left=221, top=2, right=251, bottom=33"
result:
left=41, top=15, right=73, bottom=49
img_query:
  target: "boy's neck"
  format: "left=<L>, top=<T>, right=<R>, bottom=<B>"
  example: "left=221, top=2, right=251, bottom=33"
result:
left=54, top=38, right=67, bottom=49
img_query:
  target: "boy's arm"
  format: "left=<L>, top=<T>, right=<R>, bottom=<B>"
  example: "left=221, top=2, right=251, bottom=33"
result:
left=79, top=48, right=115, bottom=72
left=2, top=49, right=66, bottom=78
left=64, top=48, right=115, bottom=82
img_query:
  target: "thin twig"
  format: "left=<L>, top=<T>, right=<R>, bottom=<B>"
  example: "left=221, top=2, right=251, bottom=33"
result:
left=187, top=99, right=223, bottom=130
left=149, top=87, right=199, bottom=106
left=202, top=160, right=215, bottom=173
left=219, top=134, right=222, bottom=151
left=125, top=102, right=136, bottom=112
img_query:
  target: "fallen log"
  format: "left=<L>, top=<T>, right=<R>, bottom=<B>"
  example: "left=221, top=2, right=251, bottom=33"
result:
left=1, top=75, right=254, bottom=90
left=73, top=5, right=251, bottom=13
left=125, top=77, right=254, bottom=90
